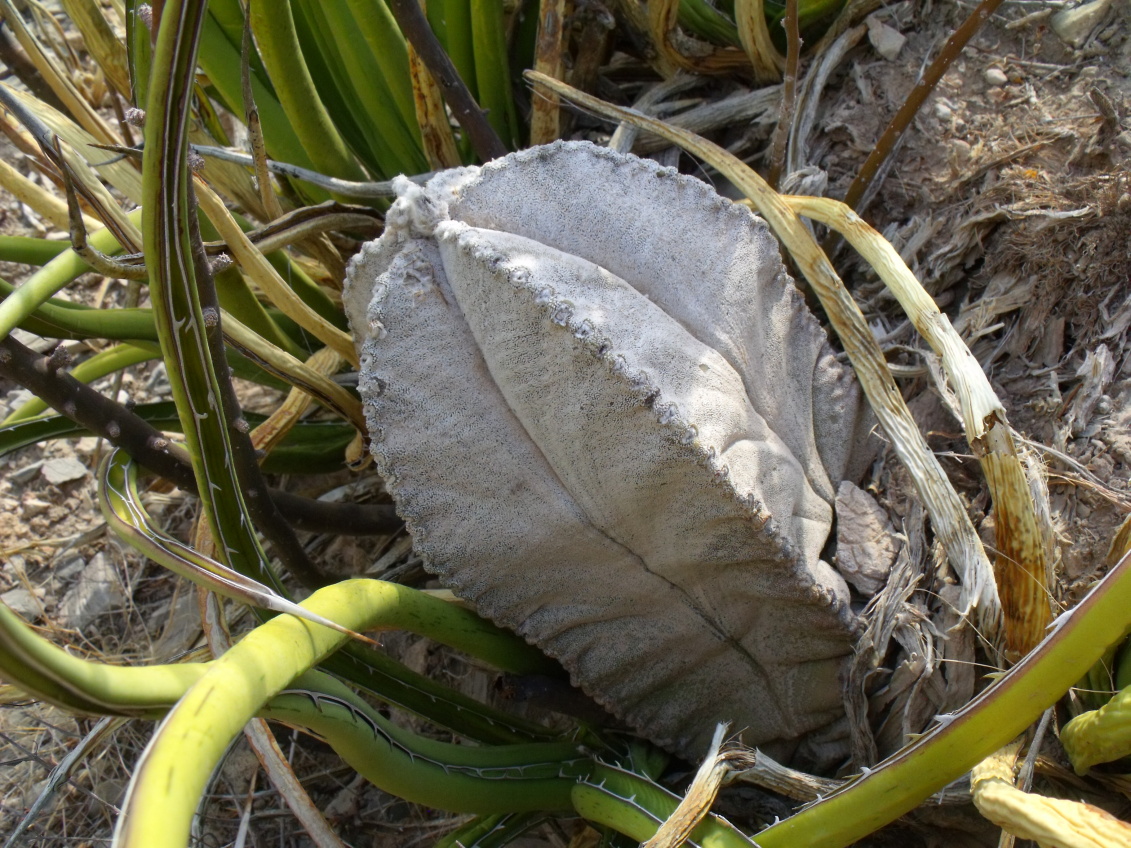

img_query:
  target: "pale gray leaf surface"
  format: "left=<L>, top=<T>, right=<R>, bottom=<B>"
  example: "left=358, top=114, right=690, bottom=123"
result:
left=346, top=142, right=870, bottom=760
left=835, top=481, right=900, bottom=597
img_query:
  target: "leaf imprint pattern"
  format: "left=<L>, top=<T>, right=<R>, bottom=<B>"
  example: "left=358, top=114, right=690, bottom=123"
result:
left=346, top=141, right=871, bottom=759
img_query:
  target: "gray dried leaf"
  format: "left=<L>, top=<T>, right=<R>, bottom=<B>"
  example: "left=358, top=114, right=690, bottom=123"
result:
left=346, top=141, right=871, bottom=760
left=835, top=481, right=900, bottom=597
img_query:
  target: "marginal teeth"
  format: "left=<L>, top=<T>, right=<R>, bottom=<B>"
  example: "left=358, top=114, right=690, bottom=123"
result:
left=551, top=303, right=573, bottom=326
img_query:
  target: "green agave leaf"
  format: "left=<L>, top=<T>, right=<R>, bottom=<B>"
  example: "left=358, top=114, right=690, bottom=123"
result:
left=0, top=236, right=72, bottom=266
left=204, top=0, right=275, bottom=98
left=0, top=401, right=351, bottom=474
left=427, top=0, right=478, bottom=163
left=427, top=0, right=477, bottom=98
left=289, top=0, right=389, bottom=177
left=327, top=0, right=429, bottom=175
left=469, top=0, right=519, bottom=149
left=0, top=277, right=309, bottom=391
left=679, top=0, right=741, bottom=47
left=193, top=4, right=326, bottom=199
left=248, top=0, right=368, bottom=189
left=125, top=0, right=153, bottom=108
left=344, top=0, right=418, bottom=131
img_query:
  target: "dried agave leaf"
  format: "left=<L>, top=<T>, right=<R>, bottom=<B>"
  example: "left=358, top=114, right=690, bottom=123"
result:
left=346, top=142, right=871, bottom=759
left=972, top=742, right=1131, bottom=847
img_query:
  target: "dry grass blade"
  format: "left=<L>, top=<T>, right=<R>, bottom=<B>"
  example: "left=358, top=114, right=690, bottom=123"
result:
left=648, top=0, right=749, bottom=75
left=1105, top=514, right=1131, bottom=567
left=971, top=742, right=1131, bottom=847
left=0, top=153, right=99, bottom=232
left=0, top=0, right=118, bottom=145
left=50, top=138, right=143, bottom=251
left=643, top=724, right=730, bottom=848
left=525, top=69, right=1002, bottom=642
left=221, top=313, right=365, bottom=432
left=59, top=0, right=131, bottom=100
left=1, top=83, right=141, bottom=206
left=607, top=73, right=703, bottom=153
left=733, top=750, right=842, bottom=803
left=784, top=194, right=1052, bottom=657
left=2, top=715, right=127, bottom=848
left=240, top=16, right=286, bottom=223
left=193, top=177, right=358, bottom=365
left=735, top=0, right=785, bottom=81
left=0, top=91, right=142, bottom=256
left=407, top=38, right=461, bottom=170
left=248, top=346, right=350, bottom=455
left=529, top=0, right=568, bottom=145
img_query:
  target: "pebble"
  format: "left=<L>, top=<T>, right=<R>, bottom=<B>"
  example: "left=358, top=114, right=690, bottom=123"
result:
left=41, top=457, right=88, bottom=484
left=0, top=587, right=42, bottom=620
left=866, top=16, right=907, bottom=61
left=20, top=497, right=51, bottom=519
left=984, top=68, right=1009, bottom=87
left=1051, top=0, right=1114, bottom=48
left=9, top=459, right=46, bottom=483
left=55, top=555, right=86, bottom=581
left=56, top=552, right=126, bottom=630
left=75, top=437, right=102, bottom=455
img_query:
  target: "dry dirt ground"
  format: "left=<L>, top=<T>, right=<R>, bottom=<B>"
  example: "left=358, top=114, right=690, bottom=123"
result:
left=0, top=1, right=1129, bottom=846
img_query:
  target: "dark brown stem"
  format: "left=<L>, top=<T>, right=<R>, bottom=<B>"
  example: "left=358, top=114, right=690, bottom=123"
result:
left=767, top=0, right=800, bottom=190
left=841, top=0, right=1006, bottom=212
left=385, top=0, right=508, bottom=162
left=0, top=335, right=401, bottom=538
left=185, top=189, right=331, bottom=588
left=60, top=163, right=147, bottom=279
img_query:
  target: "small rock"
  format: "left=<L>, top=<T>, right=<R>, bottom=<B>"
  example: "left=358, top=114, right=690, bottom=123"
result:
left=949, top=138, right=973, bottom=165
left=20, top=496, right=52, bottom=519
left=75, top=437, right=102, bottom=455
left=934, top=100, right=954, bottom=121
left=55, top=555, right=86, bottom=581
left=1, top=587, right=42, bottom=620
left=56, top=553, right=127, bottom=630
left=1051, top=0, right=1114, bottom=48
left=9, top=459, right=46, bottom=483
left=2, top=388, right=33, bottom=420
left=866, top=15, right=906, bottom=61
left=41, top=457, right=88, bottom=485
left=147, top=363, right=172, bottom=395
left=984, top=67, right=1009, bottom=87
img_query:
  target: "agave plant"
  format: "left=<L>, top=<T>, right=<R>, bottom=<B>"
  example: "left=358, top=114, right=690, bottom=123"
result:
left=0, top=2, right=1129, bottom=848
